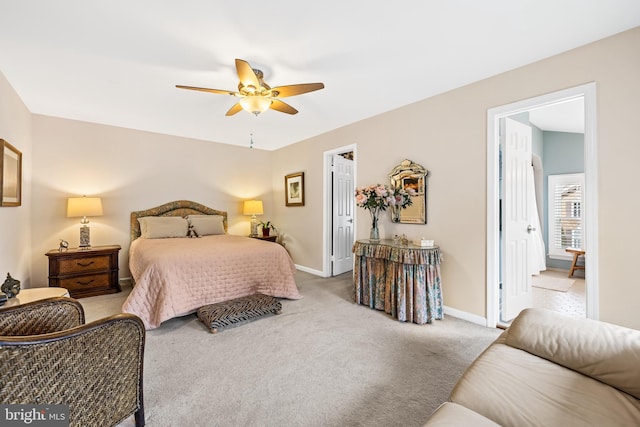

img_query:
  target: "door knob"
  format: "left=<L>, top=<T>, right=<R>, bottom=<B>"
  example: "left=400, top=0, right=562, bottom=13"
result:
left=527, top=225, right=536, bottom=233
left=347, top=219, right=353, bottom=223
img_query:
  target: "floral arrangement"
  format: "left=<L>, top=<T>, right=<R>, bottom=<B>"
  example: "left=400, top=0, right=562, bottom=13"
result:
left=389, top=187, right=414, bottom=222
left=354, top=184, right=414, bottom=212
left=355, top=184, right=415, bottom=241
left=355, top=184, right=393, bottom=212
left=391, top=187, right=414, bottom=209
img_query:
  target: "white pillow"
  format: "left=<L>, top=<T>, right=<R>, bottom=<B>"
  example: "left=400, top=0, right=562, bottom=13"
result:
left=186, top=215, right=225, bottom=236
left=138, top=216, right=188, bottom=239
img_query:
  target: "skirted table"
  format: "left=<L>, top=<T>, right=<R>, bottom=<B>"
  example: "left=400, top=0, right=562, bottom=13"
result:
left=353, top=239, right=443, bottom=324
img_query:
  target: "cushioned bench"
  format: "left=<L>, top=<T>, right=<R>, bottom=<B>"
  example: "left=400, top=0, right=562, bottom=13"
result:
left=197, top=294, right=282, bottom=333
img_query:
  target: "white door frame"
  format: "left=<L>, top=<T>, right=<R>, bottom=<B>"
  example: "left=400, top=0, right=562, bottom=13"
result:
left=323, top=144, right=357, bottom=277
left=486, top=83, right=598, bottom=328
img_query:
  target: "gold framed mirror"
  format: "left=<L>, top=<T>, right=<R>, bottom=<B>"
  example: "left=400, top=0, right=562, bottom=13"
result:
left=389, top=159, right=428, bottom=224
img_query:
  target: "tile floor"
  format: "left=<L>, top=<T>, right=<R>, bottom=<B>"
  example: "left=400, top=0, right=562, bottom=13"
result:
left=532, top=269, right=586, bottom=318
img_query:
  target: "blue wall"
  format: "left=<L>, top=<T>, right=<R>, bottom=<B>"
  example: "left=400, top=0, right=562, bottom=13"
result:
left=542, top=131, right=584, bottom=270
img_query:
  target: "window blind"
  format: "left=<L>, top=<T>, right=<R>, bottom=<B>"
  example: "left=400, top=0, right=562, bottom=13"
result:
left=548, top=173, right=585, bottom=257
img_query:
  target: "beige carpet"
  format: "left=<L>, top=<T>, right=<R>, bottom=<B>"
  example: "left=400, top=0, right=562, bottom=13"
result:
left=532, top=274, right=575, bottom=292
left=81, top=271, right=500, bottom=427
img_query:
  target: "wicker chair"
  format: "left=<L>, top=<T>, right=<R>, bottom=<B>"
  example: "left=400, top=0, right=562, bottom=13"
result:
left=0, top=297, right=145, bottom=427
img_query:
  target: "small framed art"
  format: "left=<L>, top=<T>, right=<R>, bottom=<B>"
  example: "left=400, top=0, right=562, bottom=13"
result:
left=1, top=139, right=22, bottom=207
left=285, top=172, right=304, bottom=207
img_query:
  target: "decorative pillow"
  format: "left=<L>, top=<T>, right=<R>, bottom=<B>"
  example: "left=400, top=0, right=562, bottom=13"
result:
left=138, top=216, right=189, bottom=239
left=186, top=215, right=225, bottom=236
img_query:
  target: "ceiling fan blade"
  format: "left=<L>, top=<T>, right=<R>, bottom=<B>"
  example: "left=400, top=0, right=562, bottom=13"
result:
left=235, top=59, right=260, bottom=90
left=271, top=83, right=324, bottom=98
left=225, top=102, right=244, bottom=116
left=270, top=99, right=298, bottom=115
left=176, top=85, right=236, bottom=96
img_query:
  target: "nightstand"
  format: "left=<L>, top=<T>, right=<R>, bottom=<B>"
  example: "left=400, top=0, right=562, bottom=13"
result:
left=251, top=235, right=278, bottom=242
left=45, top=245, right=121, bottom=298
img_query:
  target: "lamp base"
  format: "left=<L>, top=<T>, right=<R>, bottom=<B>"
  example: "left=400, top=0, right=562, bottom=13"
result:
left=79, top=225, right=91, bottom=248
left=250, top=215, right=259, bottom=237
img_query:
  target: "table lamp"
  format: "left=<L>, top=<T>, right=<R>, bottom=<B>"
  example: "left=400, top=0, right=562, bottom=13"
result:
left=243, top=200, right=263, bottom=237
left=67, top=196, right=103, bottom=248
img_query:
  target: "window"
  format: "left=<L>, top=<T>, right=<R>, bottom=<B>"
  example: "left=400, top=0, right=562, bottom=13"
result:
left=570, top=201, right=581, bottom=218
left=548, top=173, right=585, bottom=259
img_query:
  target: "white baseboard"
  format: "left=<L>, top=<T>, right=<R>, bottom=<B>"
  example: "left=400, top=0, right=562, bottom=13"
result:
left=295, top=265, right=326, bottom=277
left=444, top=306, right=489, bottom=327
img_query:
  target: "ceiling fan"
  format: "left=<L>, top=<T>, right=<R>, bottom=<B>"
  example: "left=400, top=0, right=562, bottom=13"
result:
left=176, top=59, right=325, bottom=116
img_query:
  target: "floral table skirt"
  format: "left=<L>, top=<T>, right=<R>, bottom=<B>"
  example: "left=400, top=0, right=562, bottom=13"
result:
left=353, top=240, right=443, bottom=324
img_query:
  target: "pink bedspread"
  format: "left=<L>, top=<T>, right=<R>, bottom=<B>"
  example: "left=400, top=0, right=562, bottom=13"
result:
left=122, top=235, right=302, bottom=329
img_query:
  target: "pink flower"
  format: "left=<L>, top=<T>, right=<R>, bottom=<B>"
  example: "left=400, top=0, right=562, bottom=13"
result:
left=355, top=184, right=401, bottom=212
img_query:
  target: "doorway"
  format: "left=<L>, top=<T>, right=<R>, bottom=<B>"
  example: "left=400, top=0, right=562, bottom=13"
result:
left=323, top=144, right=357, bottom=277
left=486, top=83, right=598, bottom=328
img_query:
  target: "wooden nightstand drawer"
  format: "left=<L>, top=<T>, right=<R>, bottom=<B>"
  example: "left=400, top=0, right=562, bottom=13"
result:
left=59, top=273, right=110, bottom=292
left=46, top=245, right=121, bottom=298
left=59, top=255, right=110, bottom=275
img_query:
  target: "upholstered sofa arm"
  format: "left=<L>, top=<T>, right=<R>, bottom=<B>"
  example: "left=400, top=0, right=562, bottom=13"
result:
left=424, top=402, right=501, bottom=426
left=0, top=297, right=85, bottom=335
left=0, top=313, right=145, bottom=427
left=505, top=308, right=640, bottom=399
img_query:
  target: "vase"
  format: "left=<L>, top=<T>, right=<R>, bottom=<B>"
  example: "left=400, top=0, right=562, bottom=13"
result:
left=369, top=210, right=380, bottom=243
left=392, top=205, right=401, bottom=223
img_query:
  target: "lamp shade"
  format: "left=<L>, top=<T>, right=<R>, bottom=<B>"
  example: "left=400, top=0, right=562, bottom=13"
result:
left=243, top=200, right=264, bottom=216
left=67, top=197, right=103, bottom=218
left=239, top=96, right=272, bottom=115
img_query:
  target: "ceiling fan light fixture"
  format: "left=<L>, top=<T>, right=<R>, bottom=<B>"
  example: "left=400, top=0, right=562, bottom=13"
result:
left=240, top=96, right=272, bottom=116
left=177, top=58, right=324, bottom=116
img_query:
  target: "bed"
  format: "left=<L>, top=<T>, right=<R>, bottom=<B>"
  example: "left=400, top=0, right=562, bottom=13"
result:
left=122, top=200, right=302, bottom=329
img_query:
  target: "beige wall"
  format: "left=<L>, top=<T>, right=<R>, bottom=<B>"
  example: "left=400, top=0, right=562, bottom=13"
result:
left=274, top=26, right=640, bottom=330
left=0, top=72, right=33, bottom=286
left=270, top=136, right=348, bottom=272
left=30, top=115, right=274, bottom=285
left=1, top=26, right=638, bottom=329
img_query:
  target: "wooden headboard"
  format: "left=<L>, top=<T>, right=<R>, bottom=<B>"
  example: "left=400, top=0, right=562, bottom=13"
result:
left=130, top=200, right=228, bottom=241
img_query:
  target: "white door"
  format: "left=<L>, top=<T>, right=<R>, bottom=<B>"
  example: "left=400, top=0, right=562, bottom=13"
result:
left=502, top=118, right=534, bottom=321
left=332, top=154, right=354, bottom=275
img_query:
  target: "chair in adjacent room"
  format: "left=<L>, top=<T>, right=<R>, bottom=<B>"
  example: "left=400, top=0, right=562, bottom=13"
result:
left=566, top=248, right=586, bottom=278
left=0, top=297, right=146, bottom=427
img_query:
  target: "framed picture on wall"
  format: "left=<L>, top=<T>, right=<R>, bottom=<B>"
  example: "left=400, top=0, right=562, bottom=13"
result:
left=0, top=139, right=22, bottom=207
left=285, top=172, right=304, bottom=207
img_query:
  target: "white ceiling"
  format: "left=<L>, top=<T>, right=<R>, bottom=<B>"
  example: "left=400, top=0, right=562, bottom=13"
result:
left=529, top=98, right=585, bottom=134
left=0, top=1, right=638, bottom=150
